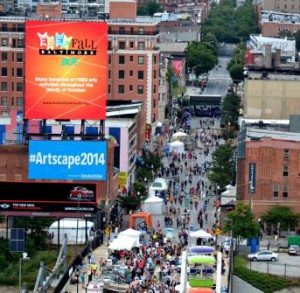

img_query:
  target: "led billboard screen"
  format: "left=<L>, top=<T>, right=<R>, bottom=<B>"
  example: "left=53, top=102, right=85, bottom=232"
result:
left=25, top=20, right=107, bottom=120
left=0, top=182, right=97, bottom=213
left=29, top=140, right=107, bottom=180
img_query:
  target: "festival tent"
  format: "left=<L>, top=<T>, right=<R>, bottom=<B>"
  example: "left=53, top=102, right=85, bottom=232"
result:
left=189, top=229, right=213, bottom=239
left=108, top=235, right=137, bottom=251
left=118, top=228, right=141, bottom=247
left=172, top=131, right=187, bottom=138
left=148, top=178, right=168, bottom=198
left=143, top=196, right=164, bottom=215
left=169, top=141, right=185, bottom=154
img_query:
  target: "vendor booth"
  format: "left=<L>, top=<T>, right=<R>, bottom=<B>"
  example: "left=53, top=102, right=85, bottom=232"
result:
left=118, top=228, right=141, bottom=247
left=108, top=235, right=137, bottom=251
left=143, top=196, right=164, bottom=215
left=148, top=178, right=168, bottom=199
left=169, top=141, right=185, bottom=154
left=172, top=131, right=188, bottom=141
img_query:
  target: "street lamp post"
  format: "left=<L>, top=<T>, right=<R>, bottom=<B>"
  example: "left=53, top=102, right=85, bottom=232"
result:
left=19, top=253, right=30, bottom=293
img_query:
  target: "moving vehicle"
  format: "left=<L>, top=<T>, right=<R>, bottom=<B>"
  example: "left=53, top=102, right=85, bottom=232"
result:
left=70, top=186, right=94, bottom=198
left=288, top=245, right=300, bottom=256
left=248, top=250, right=278, bottom=262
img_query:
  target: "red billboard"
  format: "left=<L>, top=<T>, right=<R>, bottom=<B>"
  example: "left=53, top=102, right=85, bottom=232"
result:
left=25, top=20, right=107, bottom=120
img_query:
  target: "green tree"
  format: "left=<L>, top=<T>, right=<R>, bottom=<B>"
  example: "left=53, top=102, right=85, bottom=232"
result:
left=186, top=41, right=218, bottom=74
left=117, top=194, right=143, bottom=214
left=262, top=206, right=300, bottom=235
left=222, top=93, right=241, bottom=126
left=137, top=0, right=162, bottom=16
left=229, top=63, right=244, bottom=84
left=294, top=31, right=300, bottom=51
left=223, top=202, right=260, bottom=251
left=207, top=144, right=234, bottom=188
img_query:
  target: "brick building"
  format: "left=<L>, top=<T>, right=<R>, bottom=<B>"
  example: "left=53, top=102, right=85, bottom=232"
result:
left=263, top=0, right=300, bottom=14
left=237, top=127, right=300, bottom=227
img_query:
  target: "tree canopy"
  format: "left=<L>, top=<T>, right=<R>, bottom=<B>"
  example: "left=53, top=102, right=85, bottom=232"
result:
left=262, top=206, right=300, bottom=232
left=202, top=0, right=259, bottom=43
left=186, top=41, right=218, bottom=75
left=223, top=202, right=260, bottom=247
left=222, top=93, right=241, bottom=126
left=137, top=0, right=162, bottom=16
left=207, top=144, right=234, bottom=188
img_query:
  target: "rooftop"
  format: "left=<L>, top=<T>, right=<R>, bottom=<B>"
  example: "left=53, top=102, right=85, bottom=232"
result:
left=246, top=128, right=300, bottom=142
left=261, top=10, right=300, bottom=24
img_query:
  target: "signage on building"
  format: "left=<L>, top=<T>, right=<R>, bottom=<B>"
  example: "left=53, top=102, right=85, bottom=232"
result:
left=29, top=141, right=107, bottom=180
left=25, top=20, right=107, bottom=120
left=249, top=162, right=256, bottom=194
left=0, top=182, right=97, bottom=213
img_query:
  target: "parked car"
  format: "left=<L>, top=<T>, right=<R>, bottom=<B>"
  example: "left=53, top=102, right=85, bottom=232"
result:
left=248, top=250, right=278, bottom=262
left=70, top=186, right=94, bottom=199
left=288, top=245, right=300, bottom=256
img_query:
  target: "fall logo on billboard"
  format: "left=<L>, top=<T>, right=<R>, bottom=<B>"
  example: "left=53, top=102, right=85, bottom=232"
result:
left=37, top=32, right=97, bottom=55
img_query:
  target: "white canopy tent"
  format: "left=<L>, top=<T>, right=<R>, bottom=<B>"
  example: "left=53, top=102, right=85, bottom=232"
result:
left=148, top=178, right=168, bottom=197
left=108, top=235, right=137, bottom=251
left=119, top=228, right=141, bottom=247
left=169, top=141, right=185, bottom=154
left=189, top=229, right=213, bottom=239
left=143, top=196, right=164, bottom=215
left=172, top=131, right=187, bottom=138
left=49, top=218, right=94, bottom=245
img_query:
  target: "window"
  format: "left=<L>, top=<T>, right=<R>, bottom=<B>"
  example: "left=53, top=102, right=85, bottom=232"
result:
left=108, top=70, right=111, bottom=79
left=130, top=55, right=133, bottom=62
left=108, top=85, right=111, bottom=94
left=1, top=52, right=8, bottom=61
left=130, top=70, right=133, bottom=77
left=108, top=55, right=111, bottom=64
left=119, top=55, right=125, bottom=64
left=16, top=68, right=23, bottom=77
left=17, top=53, right=23, bottom=62
left=17, top=39, right=24, bottom=48
left=11, top=97, right=14, bottom=106
left=138, top=42, right=145, bottom=50
left=119, top=27, right=125, bottom=35
left=138, top=56, right=144, bottom=64
left=129, top=85, right=133, bottom=91
left=108, top=41, right=112, bottom=50
left=119, top=70, right=125, bottom=79
left=1, top=82, right=7, bottom=91
left=284, top=149, right=289, bottom=159
left=139, top=28, right=145, bottom=35
left=1, top=38, right=8, bottom=46
left=153, top=70, right=156, bottom=79
left=17, top=82, right=23, bottom=92
left=153, top=55, right=157, bottom=64
left=1, top=24, right=8, bottom=32
left=17, top=97, right=23, bottom=106
left=1, top=97, right=7, bottom=106
left=282, top=186, right=288, bottom=198
left=130, top=41, right=134, bottom=48
left=153, top=99, right=156, bottom=108
left=12, top=68, right=14, bottom=77
left=138, top=71, right=144, bottom=80
left=137, top=85, right=144, bottom=94
left=153, top=85, right=156, bottom=94
left=12, top=82, right=14, bottom=91
left=283, top=165, right=289, bottom=177
left=130, top=27, right=134, bottom=34
left=119, top=41, right=125, bottom=49
left=1, top=68, right=7, bottom=76
left=273, top=185, right=278, bottom=198
left=118, top=85, right=125, bottom=94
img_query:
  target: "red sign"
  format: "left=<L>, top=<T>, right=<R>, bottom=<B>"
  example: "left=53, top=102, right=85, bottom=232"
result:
left=25, top=20, right=107, bottom=120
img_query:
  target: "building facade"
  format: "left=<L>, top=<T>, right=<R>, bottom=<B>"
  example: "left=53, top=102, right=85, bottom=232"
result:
left=108, top=0, right=160, bottom=124
left=263, top=0, right=300, bottom=14
left=237, top=128, right=300, bottom=224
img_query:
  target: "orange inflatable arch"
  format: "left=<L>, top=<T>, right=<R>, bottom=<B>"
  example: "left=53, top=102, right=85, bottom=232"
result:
left=129, top=212, right=153, bottom=229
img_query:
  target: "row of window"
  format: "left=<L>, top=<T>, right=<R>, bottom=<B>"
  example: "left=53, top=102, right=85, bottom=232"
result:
left=111, top=84, right=157, bottom=96
left=109, top=27, right=146, bottom=35
left=1, top=97, right=23, bottom=107
left=109, top=41, right=146, bottom=51
left=1, top=82, right=23, bottom=92
left=1, top=38, right=24, bottom=48
left=273, top=185, right=288, bottom=198
left=1, top=52, right=23, bottom=62
left=1, top=67, right=23, bottom=77
left=112, top=69, right=157, bottom=79
left=108, top=55, right=158, bottom=65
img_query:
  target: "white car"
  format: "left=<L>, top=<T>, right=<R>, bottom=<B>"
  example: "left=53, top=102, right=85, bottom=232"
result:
left=248, top=250, right=278, bottom=262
